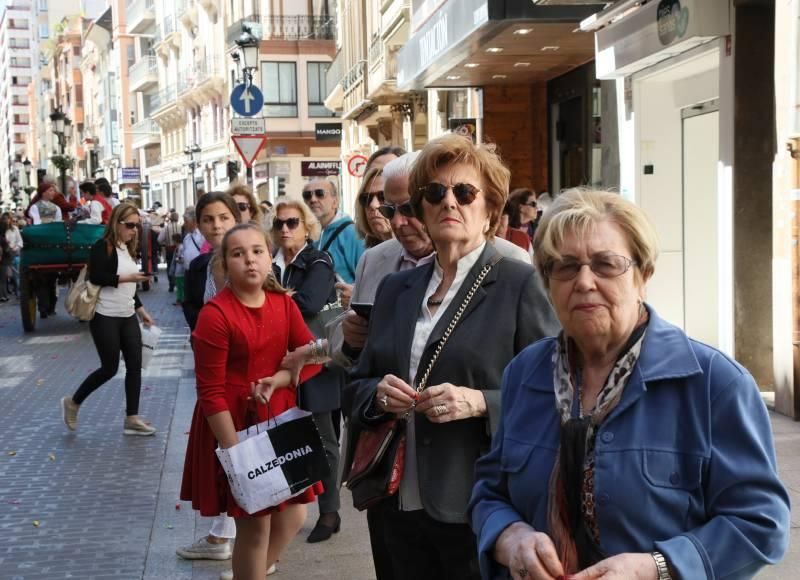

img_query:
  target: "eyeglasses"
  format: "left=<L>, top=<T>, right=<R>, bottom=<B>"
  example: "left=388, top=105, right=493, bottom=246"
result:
left=273, top=217, right=301, bottom=230
left=358, top=190, right=384, bottom=207
left=236, top=202, right=253, bottom=212
left=121, top=222, right=139, bottom=230
left=545, top=254, right=637, bottom=281
left=302, top=189, right=328, bottom=201
left=377, top=201, right=415, bottom=220
left=419, top=182, right=480, bottom=206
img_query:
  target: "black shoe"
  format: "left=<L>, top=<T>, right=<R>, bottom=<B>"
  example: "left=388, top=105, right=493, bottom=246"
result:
left=168, top=287, right=174, bottom=292
left=40, top=312, right=48, bottom=319
left=154, top=276, right=159, bottom=283
left=306, top=512, right=341, bottom=543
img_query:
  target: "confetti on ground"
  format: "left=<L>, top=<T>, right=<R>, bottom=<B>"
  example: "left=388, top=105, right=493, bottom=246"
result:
left=6, top=500, right=20, bottom=505
left=32, top=521, right=40, bottom=527
left=175, top=503, right=181, bottom=510
left=7, top=451, right=16, bottom=456
left=166, top=524, right=174, bottom=529
left=48, top=454, right=56, bottom=461
left=36, top=379, right=45, bottom=386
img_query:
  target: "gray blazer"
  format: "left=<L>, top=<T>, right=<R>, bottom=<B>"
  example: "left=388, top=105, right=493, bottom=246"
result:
left=344, top=243, right=559, bottom=524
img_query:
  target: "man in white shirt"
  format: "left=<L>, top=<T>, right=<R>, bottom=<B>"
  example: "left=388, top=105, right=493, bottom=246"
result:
left=181, top=209, right=205, bottom=267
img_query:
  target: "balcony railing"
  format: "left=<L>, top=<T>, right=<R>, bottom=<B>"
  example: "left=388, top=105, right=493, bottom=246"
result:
left=132, top=118, right=159, bottom=148
left=226, top=14, right=335, bottom=46
left=129, top=55, right=158, bottom=89
left=342, top=60, right=367, bottom=94
left=151, top=84, right=177, bottom=111
left=325, top=50, right=344, bottom=95
left=127, top=0, right=155, bottom=33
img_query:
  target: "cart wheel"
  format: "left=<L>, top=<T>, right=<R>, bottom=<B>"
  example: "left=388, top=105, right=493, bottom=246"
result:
left=20, top=270, right=36, bottom=332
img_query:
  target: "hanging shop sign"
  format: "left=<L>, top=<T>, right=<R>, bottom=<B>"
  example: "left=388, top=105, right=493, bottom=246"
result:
left=594, top=0, right=729, bottom=79
left=302, top=161, right=341, bottom=177
left=315, top=123, right=343, bottom=141
left=119, top=167, right=141, bottom=184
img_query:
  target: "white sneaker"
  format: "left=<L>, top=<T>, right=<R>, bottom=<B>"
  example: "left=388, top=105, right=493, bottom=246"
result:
left=176, top=536, right=232, bottom=560
left=123, top=416, right=156, bottom=436
left=219, top=563, right=277, bottom=579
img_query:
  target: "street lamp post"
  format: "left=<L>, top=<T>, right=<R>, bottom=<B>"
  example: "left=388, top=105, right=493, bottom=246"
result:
left=50, top=107, right=72, bottom=195
left=234, top=26, right=260, bottom=188
left=184, top=144, right=201, bottom=202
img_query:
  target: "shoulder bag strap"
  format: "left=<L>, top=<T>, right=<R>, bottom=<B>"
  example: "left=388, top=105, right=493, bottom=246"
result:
left=321, top=220, right=353, bottom=253
left=414, top=255, right=502, bottom=395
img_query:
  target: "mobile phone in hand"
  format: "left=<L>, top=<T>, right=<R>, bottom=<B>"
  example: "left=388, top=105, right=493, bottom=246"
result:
left=351, top=302, right=373, bottom=320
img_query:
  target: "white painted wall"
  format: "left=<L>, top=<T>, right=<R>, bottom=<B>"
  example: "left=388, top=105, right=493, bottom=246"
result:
left=631, top=44, right=732, bottom=352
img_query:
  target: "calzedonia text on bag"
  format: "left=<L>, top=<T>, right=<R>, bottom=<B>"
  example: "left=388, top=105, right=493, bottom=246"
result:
left=248, top=445, right=314, bottom=480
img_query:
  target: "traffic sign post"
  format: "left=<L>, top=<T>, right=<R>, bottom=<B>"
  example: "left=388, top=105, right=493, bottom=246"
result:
left=347, top=154, right=368, bottom=178
left=230, top=84, right=264, bottom=117
left=231, top=135, right=268, bottom=168
left=231, top=117, right=266, bottom=134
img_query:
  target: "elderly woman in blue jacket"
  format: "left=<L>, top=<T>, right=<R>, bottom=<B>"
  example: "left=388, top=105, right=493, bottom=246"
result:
left=469, top=189, right=790, bottom=580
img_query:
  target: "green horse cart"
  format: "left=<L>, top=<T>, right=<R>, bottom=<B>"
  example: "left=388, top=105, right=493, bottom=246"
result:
left=19, top=222, right=105, bottom=332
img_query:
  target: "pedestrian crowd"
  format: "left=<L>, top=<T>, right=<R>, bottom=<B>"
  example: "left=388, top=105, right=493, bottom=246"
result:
left=37, top=135, right=791, bottom=580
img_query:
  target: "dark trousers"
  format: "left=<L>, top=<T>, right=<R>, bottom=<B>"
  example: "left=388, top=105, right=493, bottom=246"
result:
left=165, top=246, right=176, bottom=290
left=312, top=411, right=341, bottom=513
left=34, top=272, right=58, bottom=314
left=72, top=313, right=142, bottom=416
left=371, top=500, right=481, bottom=580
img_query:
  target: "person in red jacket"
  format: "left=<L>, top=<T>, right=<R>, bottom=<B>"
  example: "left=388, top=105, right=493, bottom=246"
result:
left=181, top=222, right=324, bottom=580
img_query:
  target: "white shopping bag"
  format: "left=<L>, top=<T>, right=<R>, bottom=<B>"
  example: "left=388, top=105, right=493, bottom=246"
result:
left=215, top=408, right=329, bottom=515
left=140, top=324, right=162, bottom=369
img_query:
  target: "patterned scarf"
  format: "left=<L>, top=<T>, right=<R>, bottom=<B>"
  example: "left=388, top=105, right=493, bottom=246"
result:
left=547, top=323, right=647, bottom=573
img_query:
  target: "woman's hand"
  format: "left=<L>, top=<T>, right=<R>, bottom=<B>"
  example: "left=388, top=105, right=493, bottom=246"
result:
left=335, top=282, right=353, bottom=309
left=375, top=374, right=417, bottom=414
left=251, top=370, right=293, bottom=404
left=138, top=309, right=154, bottom=327
left=571, top=554, right=658, bottom=580
left=494, top=522, right=564, bottom=580
left=280, top=347, right=309, bottom=384
left=415, top=383, right=487, bottom=422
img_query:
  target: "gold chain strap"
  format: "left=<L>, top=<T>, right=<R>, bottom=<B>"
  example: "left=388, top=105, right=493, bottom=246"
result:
left=414, top=263, right=493, bottom=395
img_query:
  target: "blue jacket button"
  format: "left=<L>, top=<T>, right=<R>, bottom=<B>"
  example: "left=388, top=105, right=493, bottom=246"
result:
left=669, top=472, right=681, bottom=485
left=601, top=431, right=614, bottom=443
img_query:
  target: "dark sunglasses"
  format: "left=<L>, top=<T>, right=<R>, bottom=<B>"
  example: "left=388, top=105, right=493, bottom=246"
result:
left=236, top=202, right=253, bottom=212
left=358, top=190, right=384, bottom=207
left=273, top=217, right=301, bottom=230
left=377, top=201, right=415, bottom=220
left=420, top=182, right=480, bottom=206
left=302, top=189, right=328, bottom=201
left=121, top=222, right=139, bottom=230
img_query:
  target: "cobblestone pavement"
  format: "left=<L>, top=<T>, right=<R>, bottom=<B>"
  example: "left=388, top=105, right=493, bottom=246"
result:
left=0, top=269, right=797, bottom=579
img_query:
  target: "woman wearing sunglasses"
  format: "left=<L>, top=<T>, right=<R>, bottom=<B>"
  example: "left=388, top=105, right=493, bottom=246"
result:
left=61, top=203, right=156, bottom=436
left=354, top=167, right=393, bottom=249
left=227, top=184, right=262, bottom=225
left=470, top=190, right=789, bottom=580
left=345, top=134, right=559, bottom=579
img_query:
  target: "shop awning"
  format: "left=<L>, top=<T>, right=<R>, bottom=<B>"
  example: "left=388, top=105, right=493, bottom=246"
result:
left=397, top=0, right=605, bottom=90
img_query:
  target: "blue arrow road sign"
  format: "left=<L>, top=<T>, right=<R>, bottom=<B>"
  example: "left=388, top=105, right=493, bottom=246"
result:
left=230, top=84, right=264, bottom=117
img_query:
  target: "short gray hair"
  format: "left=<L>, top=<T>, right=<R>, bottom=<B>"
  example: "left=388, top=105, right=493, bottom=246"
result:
left=382, top=151, right=419, bottom=183
left=305, top=177, right=339, bottom=199
left=183, top=209, right=196, bottom=222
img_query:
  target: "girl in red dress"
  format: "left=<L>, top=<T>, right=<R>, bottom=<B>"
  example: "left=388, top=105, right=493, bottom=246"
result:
left=181, top=223, right=323, bottom=580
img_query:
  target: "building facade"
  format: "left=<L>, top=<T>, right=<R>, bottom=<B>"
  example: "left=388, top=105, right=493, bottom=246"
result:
left=0, top=1, right=35, bottom=202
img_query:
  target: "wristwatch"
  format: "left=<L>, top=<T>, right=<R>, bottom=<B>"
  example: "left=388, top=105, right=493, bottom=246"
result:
left=652, top=552, right=673, bottom=580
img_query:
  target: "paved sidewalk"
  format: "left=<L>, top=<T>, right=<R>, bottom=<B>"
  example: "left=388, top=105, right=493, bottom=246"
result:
left=0, top=271, right=797, bottom=579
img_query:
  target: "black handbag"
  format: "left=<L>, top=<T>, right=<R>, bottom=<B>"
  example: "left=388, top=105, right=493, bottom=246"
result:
left=345, top=260, right=497, bottom=511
